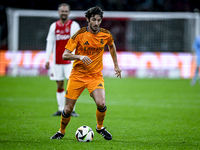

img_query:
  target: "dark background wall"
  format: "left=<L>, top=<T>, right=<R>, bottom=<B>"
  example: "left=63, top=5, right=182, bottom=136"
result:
left=0, top=0, right=200, bottom=50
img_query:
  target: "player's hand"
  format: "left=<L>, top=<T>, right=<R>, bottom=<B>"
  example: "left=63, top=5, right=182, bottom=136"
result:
left=45, top=62, right=50, bottom=69
left=79, top=56, right=92, bottom=65
left=114, top=66, right=122, bottom=78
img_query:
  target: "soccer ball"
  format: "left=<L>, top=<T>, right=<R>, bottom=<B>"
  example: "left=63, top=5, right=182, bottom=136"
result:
left=75, top=125, right=94, bottom=142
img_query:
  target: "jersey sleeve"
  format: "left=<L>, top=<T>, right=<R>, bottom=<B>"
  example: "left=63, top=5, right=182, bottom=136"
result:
left=193, top=37, right=198, bottom=53
left=65, top=36, right=78, bottom=52
left=106, top=32, right=114, bottom=46
left=46, top=23, right=55, bottom=42
left=193, top=36, right=200, bottom=52
left=70, top=21, right=80, bottom=54
left=45, top=23, right=55, bottom=62
left=70, top=21, right=80, bottom=37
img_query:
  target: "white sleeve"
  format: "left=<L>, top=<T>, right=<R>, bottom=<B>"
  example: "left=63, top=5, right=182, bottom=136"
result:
left=45, top=22, right=56, bottom=63
left=70, top=21, right=80, bottom=54
left=70, top=21, right=80, bottom=37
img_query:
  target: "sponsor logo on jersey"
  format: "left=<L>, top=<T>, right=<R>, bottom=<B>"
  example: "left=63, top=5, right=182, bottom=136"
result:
left=84, top=46, right=104, bottom=51
left=84, top=41, right=89, bottom=45
left=56, top=34, right=70, bottom=40
left=98, top=83, right=103, bottom=87
left=83, top=46, right=104, bottom=55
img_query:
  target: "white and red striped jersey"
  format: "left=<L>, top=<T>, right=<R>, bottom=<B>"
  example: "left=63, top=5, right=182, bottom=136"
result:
left=45, top=19, right=80, bottom=64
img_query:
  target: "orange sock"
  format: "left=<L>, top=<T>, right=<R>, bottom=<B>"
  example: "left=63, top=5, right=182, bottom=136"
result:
left=59, top=113, right=71, bottom=134
left=96, top=106, right=107, bottom=130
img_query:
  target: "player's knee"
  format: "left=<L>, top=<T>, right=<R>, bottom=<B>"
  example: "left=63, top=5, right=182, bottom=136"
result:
left=64, top=106, right=73, bottom=115
left=96, top=100, right=106, bottom=108
left=57, top=81, right=64, bottom=89
left=64, top=108, right=73, bottom=115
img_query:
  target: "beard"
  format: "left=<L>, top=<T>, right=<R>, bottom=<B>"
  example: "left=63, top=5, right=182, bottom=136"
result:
left=90, top=24, right=99, bottom=32
left=60, top=15, right=68, bottom=21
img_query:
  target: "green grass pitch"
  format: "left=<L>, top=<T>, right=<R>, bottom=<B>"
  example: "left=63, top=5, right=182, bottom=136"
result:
left=0, top=76, right=200, bottom=149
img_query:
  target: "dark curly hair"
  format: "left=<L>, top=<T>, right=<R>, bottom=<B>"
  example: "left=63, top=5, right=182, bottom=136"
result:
left=85, top=6, right=103, bottom=20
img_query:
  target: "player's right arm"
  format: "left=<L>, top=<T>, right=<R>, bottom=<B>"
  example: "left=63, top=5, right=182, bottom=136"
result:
left=45, top=23, right=55, bottom=69
left=62, top=49, right=92, bottom=65
left=63, top=27, right=92, bottom=65
left=192, top=37, right=198, bottom=62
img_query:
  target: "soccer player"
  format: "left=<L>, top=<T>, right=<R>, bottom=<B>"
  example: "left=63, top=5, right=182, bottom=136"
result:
left=50, top=6, right=122, bottom=140
left=191, top=35, right=200, bottom=86
left=45, top=3, right=80, bottom=116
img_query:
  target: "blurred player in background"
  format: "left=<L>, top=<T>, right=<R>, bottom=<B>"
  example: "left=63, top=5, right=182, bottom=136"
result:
left=45, top=3, right=80, bottom=116
left=50, top=6, right=122, bottom=140
left=191, top=35, right=200, bottom=86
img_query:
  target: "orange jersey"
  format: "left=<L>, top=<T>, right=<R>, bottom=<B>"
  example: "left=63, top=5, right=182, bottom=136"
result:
left=65, top=27, right=114, bottom=74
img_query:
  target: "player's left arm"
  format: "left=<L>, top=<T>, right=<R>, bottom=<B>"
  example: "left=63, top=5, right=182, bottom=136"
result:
left=108, top=42, right=122, bottom=78
left=71, top=21, right=80, bottom=36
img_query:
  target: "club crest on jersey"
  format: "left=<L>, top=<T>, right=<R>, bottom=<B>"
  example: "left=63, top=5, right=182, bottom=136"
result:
left=100, top=39, right=104, bottom=44
left=65, top=27, right=69, bottom=33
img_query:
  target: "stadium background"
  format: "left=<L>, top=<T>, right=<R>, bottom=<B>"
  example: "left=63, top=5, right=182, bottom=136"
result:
left=0, top=1, right=200, bottom=149
left=0, top=0, right=200, bottom=78
left=1, top=0, right=200, bottom=50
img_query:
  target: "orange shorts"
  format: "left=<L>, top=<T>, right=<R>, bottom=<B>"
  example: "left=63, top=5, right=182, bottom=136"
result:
left=65, top=70, right=105, bottom=100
